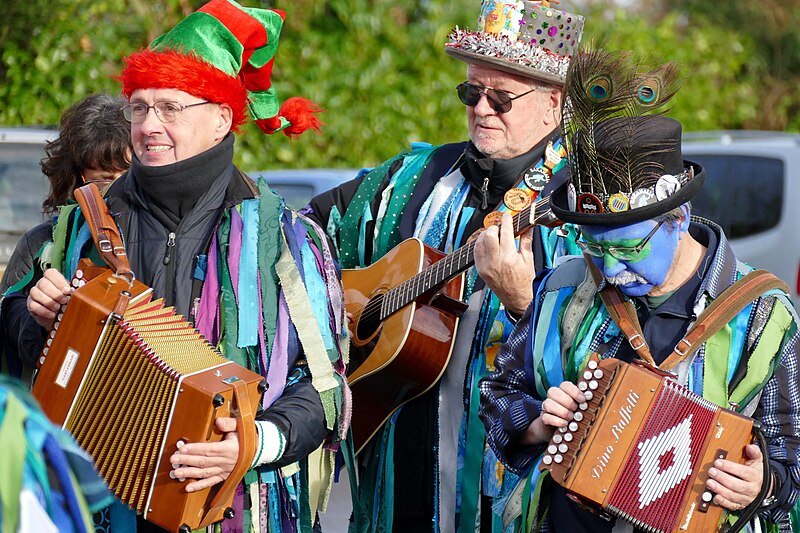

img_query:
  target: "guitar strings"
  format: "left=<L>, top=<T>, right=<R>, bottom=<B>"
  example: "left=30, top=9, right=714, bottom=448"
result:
left=355, top=199, right=554, bottom=329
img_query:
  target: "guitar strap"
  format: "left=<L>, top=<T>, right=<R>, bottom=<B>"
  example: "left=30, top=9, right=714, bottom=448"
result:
left=585, top=255, right=789, bottom=370
left=73, top=183, right=133, bottom=280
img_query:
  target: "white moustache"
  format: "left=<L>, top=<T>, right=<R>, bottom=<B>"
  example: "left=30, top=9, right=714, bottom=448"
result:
left=606, top=271, right=648, bottom=286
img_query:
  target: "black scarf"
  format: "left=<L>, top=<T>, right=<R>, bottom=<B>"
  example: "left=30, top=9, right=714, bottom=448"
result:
left=131, top=134, right=235, bottom=230
left=461, top=130, right=558, bottom=210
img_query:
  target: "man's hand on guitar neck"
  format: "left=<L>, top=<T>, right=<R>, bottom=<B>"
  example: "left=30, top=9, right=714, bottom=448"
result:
left=474, top=213, right=535, bottom=315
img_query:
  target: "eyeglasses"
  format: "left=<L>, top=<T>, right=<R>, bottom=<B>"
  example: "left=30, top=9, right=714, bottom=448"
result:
left=456, top=82, right=537, bottom=113
left=577, top=220, right=665, bottom=261
left=122, top=101, right=214, bottom=123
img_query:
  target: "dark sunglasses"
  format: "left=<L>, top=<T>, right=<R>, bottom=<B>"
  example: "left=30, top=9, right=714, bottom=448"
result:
left=456, top=82, right=537, bottom=113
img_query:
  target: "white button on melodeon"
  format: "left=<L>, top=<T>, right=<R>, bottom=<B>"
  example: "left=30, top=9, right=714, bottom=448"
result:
left=542, top=455, right=553, bottom=465
left=589, top=381, right=598, bottom=390
left=583, top=371, right=593, bottom=380
left=587, top=359, right=598, bottom=370
left=584, top=391, right=593, bottom=400
left=568, top=421, right=578, bottom=432
left=573, top=412, right=584, bottom=422
left=564, top=433, right=573, bottom=442
left=579, top=381, right=588, bottom=391
left=593, top=369, right=604, bottom=379
left=548, top=445, right=558, bottom=454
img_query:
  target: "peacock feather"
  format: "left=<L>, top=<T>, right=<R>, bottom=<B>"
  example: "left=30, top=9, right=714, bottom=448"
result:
left=562, top=48, right=682, bottom=197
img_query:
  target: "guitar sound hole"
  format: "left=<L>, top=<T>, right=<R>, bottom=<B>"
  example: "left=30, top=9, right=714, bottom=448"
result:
left=356, top=295, right=383, bottom=341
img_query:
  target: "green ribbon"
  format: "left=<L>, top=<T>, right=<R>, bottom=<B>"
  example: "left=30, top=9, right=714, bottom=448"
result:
left=703, top=323, right=732, bottom=407
left=0, top=394, right=28, bottom=533
left=338, top=153, right=407, bottom=268
left=257, top=180, right=283, bottom=361
left=51, top=203, right=79, bottom=273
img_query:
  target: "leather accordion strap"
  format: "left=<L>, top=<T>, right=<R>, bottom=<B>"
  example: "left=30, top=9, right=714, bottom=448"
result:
left=660, top=269, right=788, bottom=371
left=73, top=183, right=133, bottom=279
left=585, top=254, right=788, bottom=371
left=585, top=255, right=656, bottom=366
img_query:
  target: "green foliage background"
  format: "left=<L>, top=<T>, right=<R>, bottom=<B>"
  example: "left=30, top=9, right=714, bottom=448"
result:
left=2, top=0, right=799, bottom=171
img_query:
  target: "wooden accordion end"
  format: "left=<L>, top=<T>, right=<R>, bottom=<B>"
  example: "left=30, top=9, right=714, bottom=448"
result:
left=32, top=265, right=265, bottom=532
left=539, top=358, right=755, bottom=533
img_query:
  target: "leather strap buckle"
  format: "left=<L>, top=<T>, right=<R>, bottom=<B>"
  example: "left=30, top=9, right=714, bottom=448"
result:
left=674, top=338, right=692, bottom=356
left=628, top=333, right=646, bottom=351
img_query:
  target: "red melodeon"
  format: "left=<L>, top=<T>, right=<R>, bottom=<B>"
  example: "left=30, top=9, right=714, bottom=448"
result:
left=32, top=262, right=265, bottom=533
left=540, top=357, right=757, bottom=533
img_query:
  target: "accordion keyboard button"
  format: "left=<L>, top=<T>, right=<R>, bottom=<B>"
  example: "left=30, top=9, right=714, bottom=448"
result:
left=573, top=412, right=584, bottom=422
left=564, top=433, right=573, bottom=442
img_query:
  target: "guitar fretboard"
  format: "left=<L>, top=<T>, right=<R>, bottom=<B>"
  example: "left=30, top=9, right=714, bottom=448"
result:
left=370, top=198, right=553, bottom=321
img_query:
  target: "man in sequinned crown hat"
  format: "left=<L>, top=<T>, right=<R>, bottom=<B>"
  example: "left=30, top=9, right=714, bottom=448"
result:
left=480, top=49, right=800, bottom=533
left=18, top=1, right=349, bottom=531
left=305, top=1, right=587, bottom=531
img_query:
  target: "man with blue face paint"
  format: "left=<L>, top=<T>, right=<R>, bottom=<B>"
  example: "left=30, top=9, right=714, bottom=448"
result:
left=478, top=49, right=800, bottom=533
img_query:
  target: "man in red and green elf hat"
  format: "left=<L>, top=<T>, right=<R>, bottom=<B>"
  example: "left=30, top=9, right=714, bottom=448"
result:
left=21, top=1, right=350, bottom=531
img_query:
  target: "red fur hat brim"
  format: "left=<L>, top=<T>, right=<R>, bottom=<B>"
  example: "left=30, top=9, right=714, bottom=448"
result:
left=118, top=49, right=249, bottom=131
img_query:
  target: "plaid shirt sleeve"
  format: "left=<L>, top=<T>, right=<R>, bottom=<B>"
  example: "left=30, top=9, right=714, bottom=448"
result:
left=754, top=300, right=800, bottom=527
left=479, top=303, right=547, bottom=474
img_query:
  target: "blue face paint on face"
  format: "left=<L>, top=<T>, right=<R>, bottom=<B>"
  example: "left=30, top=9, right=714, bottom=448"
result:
left=581, top=219, right=680, bottom=297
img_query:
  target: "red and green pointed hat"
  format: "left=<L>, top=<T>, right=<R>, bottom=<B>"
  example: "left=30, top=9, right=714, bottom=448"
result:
left=119, top=0, right=321, bottom=136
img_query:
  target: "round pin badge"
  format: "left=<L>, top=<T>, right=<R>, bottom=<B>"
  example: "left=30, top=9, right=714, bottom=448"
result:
left=655, top=174, right=682, bottom=201
left=629, top=188, right=656, bottom=209
left=483, top=211, right=505, bottom=228
left=607, top=192, right=630, bottom=213
left=577, top=193, right=604, bottom=214
left=524, top=169, right=549, bottom=191
left=503, top=189, right=532, bottom=212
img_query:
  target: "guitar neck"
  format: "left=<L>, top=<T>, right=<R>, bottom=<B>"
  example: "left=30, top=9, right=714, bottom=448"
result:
left=382, top=198, right=554, bottom=318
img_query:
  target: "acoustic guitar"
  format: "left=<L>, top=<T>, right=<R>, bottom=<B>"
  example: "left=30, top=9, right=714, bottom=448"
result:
left=344, top=196, right=560, bottom=454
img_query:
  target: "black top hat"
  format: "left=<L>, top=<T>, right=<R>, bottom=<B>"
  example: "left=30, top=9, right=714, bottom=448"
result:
left=550, top=116, right=706, bottom=225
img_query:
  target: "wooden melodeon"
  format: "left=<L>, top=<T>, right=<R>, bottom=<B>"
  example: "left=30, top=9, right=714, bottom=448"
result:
left=32, top=264, right=265, bottom=533
left=539, top=358, right=755, bottom=533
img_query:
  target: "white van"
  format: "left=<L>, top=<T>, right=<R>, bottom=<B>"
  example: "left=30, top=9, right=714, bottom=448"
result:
left=684, top=131, right=800, bottom=306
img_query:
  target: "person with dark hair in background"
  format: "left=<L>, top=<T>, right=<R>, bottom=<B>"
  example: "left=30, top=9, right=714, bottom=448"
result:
left=1, top=93, right=130, bottom=380
left=39, top=93, right=131, bottom=215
